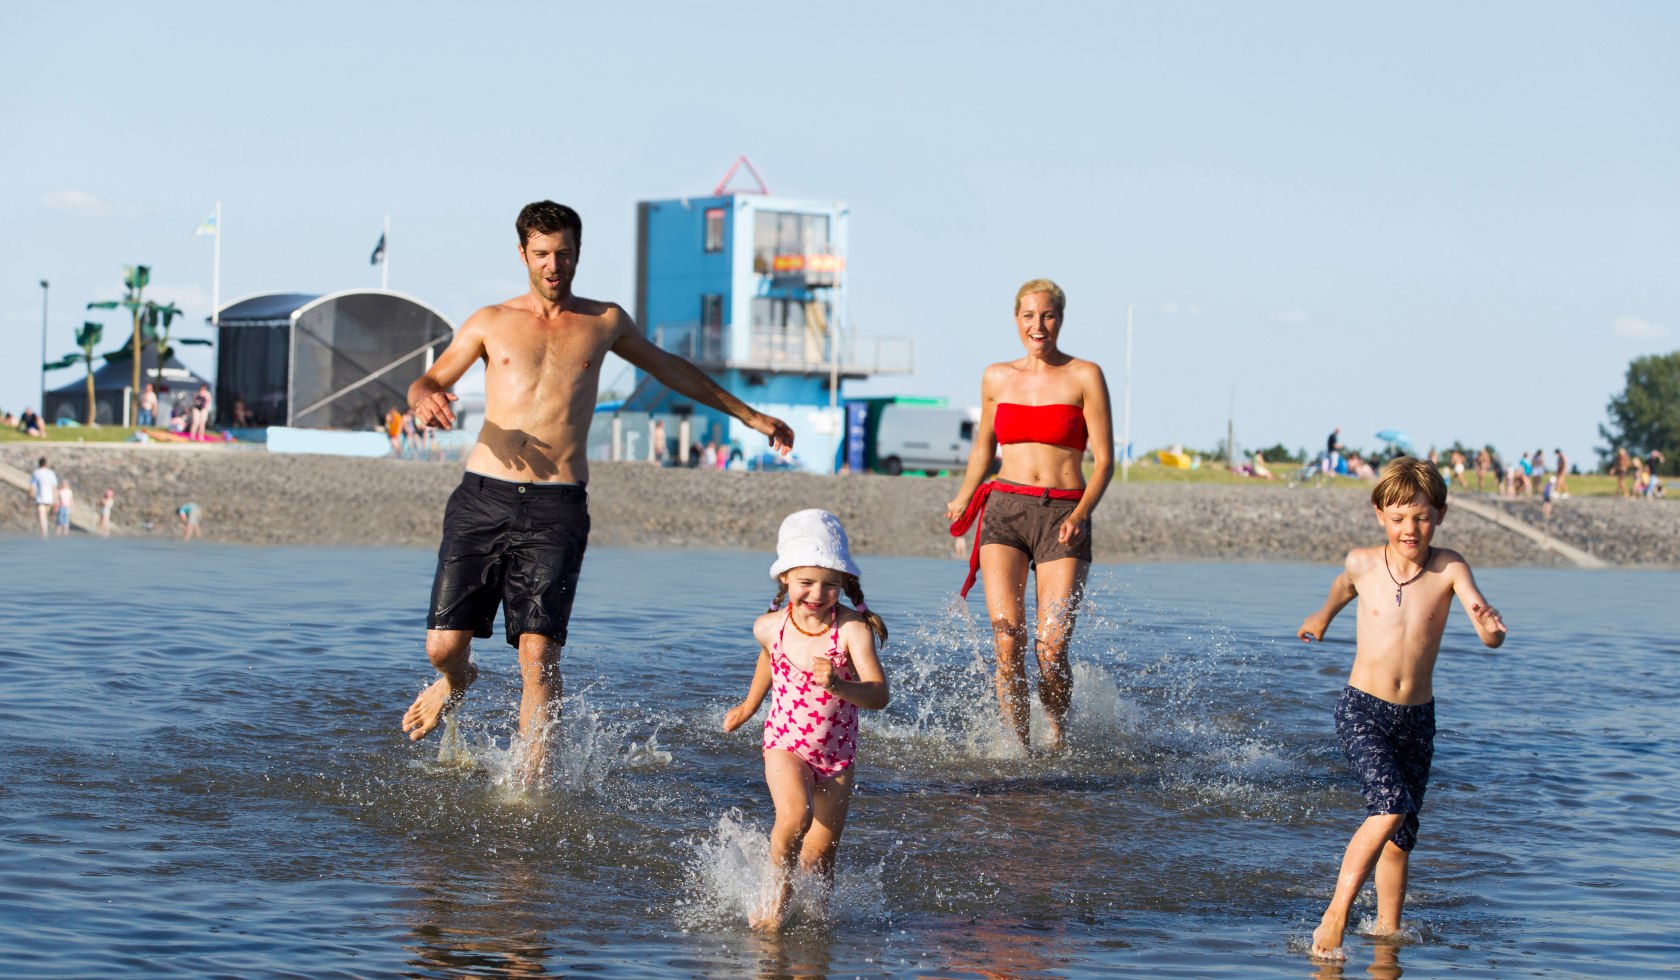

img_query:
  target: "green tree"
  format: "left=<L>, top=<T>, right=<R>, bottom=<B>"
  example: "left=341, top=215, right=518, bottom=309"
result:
left=43, top=321, right=105, bottom=424
left=1598, top=350, right=1680, bottom=475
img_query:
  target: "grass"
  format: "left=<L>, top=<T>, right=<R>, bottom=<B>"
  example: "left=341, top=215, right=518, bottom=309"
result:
left=0, top=425, right=147, bottom=444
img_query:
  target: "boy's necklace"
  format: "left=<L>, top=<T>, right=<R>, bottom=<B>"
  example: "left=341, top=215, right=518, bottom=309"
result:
left=1383, top=545, right=1433, bottom=606
left=788, top=607, right=833, bottom=637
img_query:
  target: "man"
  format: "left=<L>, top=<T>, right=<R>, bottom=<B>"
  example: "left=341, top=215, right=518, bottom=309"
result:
left=29, top=456, right=57, bottom=538
left=401, top=200, right=794, bottom=785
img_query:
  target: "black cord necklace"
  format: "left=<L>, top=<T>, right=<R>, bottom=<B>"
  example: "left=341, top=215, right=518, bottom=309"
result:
left=1383, top=545, right=1432, bottom=606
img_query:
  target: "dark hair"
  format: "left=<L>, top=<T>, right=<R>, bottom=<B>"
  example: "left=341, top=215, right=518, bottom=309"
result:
left=516, top=201, right=582, bottom=247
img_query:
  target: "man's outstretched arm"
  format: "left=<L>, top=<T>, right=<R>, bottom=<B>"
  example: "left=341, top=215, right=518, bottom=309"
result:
left=612, top=316, right=794, bottom=452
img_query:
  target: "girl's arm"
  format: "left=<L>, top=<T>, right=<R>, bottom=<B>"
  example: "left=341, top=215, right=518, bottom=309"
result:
left=722, top=647, right=773, bottom=732
left=813, top=621, right=890, bottom=711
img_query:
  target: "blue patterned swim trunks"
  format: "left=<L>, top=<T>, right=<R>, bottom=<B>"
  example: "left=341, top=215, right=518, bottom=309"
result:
left=1335, top=686, right=1435, bottom=852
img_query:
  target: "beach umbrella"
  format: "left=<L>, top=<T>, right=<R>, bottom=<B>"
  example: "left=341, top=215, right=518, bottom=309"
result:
left=1374, top=428, right=1413, bottom=449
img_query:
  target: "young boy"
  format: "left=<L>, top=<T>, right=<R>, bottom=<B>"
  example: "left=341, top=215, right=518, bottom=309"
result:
left=1296, top=456, right=1507, bottom=961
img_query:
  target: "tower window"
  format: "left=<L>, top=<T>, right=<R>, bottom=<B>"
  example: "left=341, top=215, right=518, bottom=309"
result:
left=704, top=208, right=725, bottom=253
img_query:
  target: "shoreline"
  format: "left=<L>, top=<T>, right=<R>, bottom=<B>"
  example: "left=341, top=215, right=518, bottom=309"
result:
left=4, top=445, right=1677, bottom=567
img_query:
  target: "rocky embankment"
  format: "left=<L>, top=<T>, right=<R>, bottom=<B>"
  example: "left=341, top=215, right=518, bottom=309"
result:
left=3, top=445, right=1676, bottom=567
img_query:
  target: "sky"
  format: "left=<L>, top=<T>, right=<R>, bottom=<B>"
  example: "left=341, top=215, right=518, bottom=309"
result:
left=4, top=1, right=1676, bottom=467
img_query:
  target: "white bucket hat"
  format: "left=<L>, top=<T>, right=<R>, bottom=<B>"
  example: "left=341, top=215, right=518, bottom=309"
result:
left=769, top=508, right=860, bottom=581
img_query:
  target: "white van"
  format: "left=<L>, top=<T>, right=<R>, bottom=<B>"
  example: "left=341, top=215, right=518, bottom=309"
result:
left=874, top=405, right=974, bottom=475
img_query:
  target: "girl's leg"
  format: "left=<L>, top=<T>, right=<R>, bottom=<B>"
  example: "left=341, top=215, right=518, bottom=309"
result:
left=1031, top=558, right=1090, bottom=752
left=979, top=544, right=1033, bottom=749
left=755, top=750, right=814, bottom=930
left=799, top=768, right=855, bottom=882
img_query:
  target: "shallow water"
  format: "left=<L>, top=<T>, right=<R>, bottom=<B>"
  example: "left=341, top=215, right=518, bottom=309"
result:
left=1, top=539, right=1676, bottom=977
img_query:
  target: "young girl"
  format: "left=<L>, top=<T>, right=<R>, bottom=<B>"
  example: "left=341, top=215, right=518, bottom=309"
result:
left=723, top=509, right=890, bottom=931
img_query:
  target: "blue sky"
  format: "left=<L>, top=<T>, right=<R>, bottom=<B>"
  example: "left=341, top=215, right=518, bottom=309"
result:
left=4, top=1, right=1675, bottom=466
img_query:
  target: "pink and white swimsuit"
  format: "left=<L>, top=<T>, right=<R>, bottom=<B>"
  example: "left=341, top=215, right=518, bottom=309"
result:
left=762, top=608, right=859, bottom=780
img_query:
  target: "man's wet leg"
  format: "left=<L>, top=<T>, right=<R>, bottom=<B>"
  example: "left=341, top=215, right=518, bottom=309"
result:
left=403, top=628, right=477, bottom=741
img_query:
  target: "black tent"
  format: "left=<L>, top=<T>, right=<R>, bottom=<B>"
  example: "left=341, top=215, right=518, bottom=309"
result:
left=44, top=347, right=211, bottom=427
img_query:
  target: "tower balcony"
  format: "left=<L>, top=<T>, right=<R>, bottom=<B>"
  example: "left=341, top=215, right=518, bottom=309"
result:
left=651, top=321, right=912, bottom=378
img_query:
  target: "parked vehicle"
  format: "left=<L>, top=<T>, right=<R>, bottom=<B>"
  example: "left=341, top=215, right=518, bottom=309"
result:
left=874, top=405, right=974, bottom=476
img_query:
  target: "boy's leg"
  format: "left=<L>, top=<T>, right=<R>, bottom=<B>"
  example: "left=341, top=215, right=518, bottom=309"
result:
left=1032, top=557, right=1090, bottom=751
left=1372, top=840, right=1410, bottom=935
left=980, top=544, right=1032, bottom=748
left=513, top=632, right=562, bottom=787
left=403, top=628, right=478, bottom=741
left=800, top=768, right=856, bottom=882
left=1313, top=812, right=1407, bottom=959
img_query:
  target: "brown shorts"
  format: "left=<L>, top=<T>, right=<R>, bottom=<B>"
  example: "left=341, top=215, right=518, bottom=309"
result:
left=977, top=480, right=1093, bottom=567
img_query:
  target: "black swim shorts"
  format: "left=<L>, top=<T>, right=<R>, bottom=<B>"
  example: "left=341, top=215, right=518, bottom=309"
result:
left=977, top=479, right=1093, bottom=568
left=427, top=473, right=590, bottom=648
left=1335, top=686, right=1435, bottom=852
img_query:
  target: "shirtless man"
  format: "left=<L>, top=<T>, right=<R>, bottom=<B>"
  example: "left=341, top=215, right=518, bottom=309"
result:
left=401, top=201, right=794, bottom=785
left=1296, top=456, right=1506, bottom=961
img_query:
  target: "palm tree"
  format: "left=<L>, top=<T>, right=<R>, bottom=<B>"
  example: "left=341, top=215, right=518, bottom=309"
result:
left=43, top=321, right=105, bottom=424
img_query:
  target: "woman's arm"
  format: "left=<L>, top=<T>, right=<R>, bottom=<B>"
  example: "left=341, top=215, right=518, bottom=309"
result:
left=946, top=369, right=1000, bottom=522
left=1059, top=361, right=1114, bottom=542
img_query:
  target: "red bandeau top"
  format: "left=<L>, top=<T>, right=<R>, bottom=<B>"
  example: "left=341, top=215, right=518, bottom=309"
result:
left=993, top=403, right=1088, bottom=452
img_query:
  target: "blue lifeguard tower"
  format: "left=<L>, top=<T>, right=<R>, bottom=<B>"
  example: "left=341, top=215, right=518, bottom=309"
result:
left=621, top=158, right=911, bottom=472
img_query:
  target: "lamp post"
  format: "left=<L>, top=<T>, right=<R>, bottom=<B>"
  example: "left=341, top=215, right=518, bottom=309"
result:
left=39, top=280, right=49, bottom=414
left=1122, top=303, right=1134, bottom=482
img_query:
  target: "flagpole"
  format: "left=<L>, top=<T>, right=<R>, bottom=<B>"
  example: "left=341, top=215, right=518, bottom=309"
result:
left=212, top=201, right=222, bottom=327
left=381, top=214, right=390, bottom=290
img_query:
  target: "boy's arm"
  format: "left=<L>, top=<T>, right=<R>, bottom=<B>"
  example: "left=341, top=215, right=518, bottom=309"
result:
left=1451, top=559, right=1507, bottom=648
left=722, top=647, right=773, bottom=732
left=1298, top=563, right=1359, bottom=642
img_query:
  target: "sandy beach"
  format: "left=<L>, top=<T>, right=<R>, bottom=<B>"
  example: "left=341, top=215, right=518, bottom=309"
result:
left=6, top=444, right=1676, bottom=567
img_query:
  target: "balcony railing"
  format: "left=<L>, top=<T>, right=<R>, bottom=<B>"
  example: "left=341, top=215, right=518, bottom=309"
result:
left=652, top=322, right=912, bottom=377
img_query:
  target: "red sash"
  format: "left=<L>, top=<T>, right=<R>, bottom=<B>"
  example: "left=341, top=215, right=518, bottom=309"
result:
left=948, top=481, right=1085, bottom=597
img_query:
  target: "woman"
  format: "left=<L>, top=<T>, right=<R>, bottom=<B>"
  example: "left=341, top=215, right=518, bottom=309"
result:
left=946, top=279, right=1113, bottom=752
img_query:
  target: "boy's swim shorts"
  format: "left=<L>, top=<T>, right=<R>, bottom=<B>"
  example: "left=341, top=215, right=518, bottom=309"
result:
left=1335, top=685, right=1435, bottom=852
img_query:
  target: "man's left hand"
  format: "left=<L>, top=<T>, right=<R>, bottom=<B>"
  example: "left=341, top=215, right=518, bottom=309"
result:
left=754, top=414, right=795, bottom=455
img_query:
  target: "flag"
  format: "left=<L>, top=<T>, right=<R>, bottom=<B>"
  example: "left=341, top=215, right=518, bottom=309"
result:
left=370, top=232, right=386, bottom=266
left=192, top=211, right=216, bottom=236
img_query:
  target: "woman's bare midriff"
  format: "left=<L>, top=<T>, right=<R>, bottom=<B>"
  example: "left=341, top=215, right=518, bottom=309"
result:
left=996, top=443, right=1086, bottom=490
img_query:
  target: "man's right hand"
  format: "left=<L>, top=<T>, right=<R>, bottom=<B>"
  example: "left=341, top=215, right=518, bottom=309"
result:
left=412, top=391, right=458, bottom=430
left=752, top=413, right=794, bottom=455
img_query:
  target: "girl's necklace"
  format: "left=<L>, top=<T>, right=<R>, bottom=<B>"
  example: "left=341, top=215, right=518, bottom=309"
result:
left=1383, top=545, right=1433, bottom=606
left=788, top=607, right=833, bottom=637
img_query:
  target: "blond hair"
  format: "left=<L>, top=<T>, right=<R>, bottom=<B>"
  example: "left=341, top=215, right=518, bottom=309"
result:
left=1372, top=456, right=1448, bottom=510
left=1014, top=278, right=1066, bottom=315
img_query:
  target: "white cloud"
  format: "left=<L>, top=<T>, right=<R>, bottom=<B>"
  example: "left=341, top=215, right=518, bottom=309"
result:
left=1610, top=316, right=1670, bottom=341
left=38, top=189, right=157, bottom=220
left=1270, top=309, right=1310, bottom=324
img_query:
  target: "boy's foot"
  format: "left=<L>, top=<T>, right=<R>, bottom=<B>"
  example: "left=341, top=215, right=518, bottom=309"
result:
left=1310, top=918, right=1347, bottom=961
left=402, top=663, right=478, bottom=741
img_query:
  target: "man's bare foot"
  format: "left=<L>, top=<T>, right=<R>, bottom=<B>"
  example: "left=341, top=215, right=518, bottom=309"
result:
left=402, top=663, right=478, bottom=741
left=1311, top=917, right=1347, bottom=961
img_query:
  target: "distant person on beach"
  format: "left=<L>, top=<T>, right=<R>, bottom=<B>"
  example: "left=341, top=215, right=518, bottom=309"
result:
left=1473, top=447, right=1491, bottom=493
left=385, top=407, right=404, bottom=454
left=650, top=418, right=666, bottom=466
left=177, top=502, right=201, bottom=539
left=946, top=278, right=1113, bottom=753
left=97, top=488, right=114, bottom=536
left=54, top=478, right=73, bottom=536
left=168, top=397, right=188, bottom=434
left=1448, top=449, right=1468, bottom=489
left=1326, top=427, right=1343, bottom=473
left=29, top=456, right=57, bottom=538
left=1553, top=448, right=1569, bottom=496
left=1611, top=446, right=1631, bottom=497
left=138, top=383, right=158, bottom=427
left=1251, top=450, right=1274, bottom=480
left=19, top=407, right=44, bottom=438
left=1295, top=457, right=1507, bottom=962
left=399, top=200, right=794, bottom=786
left=188, top=384, right=211, bottom=440
left=722, top=509, right=889, bottom=931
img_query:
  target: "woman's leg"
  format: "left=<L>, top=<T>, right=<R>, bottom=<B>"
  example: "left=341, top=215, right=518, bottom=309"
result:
left=1032, top=557, right=1089, bottom=751
left=980, top=543, right=1033, bottom=749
